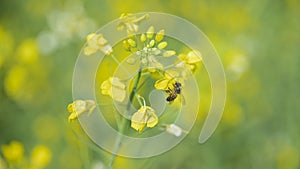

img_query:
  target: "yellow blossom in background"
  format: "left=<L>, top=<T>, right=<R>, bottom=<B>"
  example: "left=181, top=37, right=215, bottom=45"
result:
left=100, top=77, right=126, bottom=102
left=1, top=141, right=24, bottom=164
left=276, top=145, right=299, bottom=169
left=84, top=33, right=112, bottom=55
left=222, top=101, right=243, bottom=127
left=0, top=54, right=3, bottom=69
left=67, top=100, right=96, bottom=122
left=0, top=156, right=6, bottom=169
left=22, top=166, right=35, bottom=169
left=30, top=145, right=52, bottom=169
left=131, top=96, right=158, bottom=133
left=0, top=26, right=14, bottom=67
left=17, top=39, right=39, bottom=64
left=154, top=70, right=183, bottom=90
left=117, top=13, right=149, bottom=34
left=4, top=65, right=27, bottom=100
left=175, top=50, right=202, bottom=71
left=32, top=115, right=60, bottom=141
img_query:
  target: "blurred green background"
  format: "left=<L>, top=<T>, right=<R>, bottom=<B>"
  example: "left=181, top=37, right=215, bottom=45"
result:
left=1, top=0, right=300, bottom=169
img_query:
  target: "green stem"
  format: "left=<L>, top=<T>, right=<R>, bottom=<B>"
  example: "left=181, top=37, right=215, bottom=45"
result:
left=127, top=66, right=143, bottom=111
left=108, top=66, right=143, bottom=169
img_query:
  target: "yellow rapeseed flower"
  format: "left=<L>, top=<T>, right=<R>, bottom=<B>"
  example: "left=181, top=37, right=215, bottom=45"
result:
left=276, top=145, right=299, bottom=169
left=175, top=50, right=202, bottom=70
left=17, top=39, right=39, bottom=64
left=131, top=96, right=158, bottom=133
left=30, top=145, right=52, bottom=169
left=67, top=100, right=96, bottom=122
left=84, top=33, right=112, bottom=55
left=100, top=77, right=126, bottom=102
left=154, top=70, right=182, bottom=90
left=0, top=26, right=14, bottom=67
left=117, top=13, right=149, bottom=34
left=4, top=65, right=27, bottom=100
left=0, top=156, right=6, bottom=169
left=1, top=141, right=24, bottom=164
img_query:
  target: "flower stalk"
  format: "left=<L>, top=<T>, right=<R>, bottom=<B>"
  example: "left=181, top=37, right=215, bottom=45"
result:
left=108, top=65, right=143, bottom=169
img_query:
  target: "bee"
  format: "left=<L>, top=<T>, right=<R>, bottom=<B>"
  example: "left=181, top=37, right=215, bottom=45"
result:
left=165, top=82, right=182, bottom=102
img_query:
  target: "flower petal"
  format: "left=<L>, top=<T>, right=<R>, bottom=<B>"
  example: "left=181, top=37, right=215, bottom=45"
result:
left=73, top=100, right=87, bottom=114
left=111, top=87, right=126, bottom=102
left=165, top=70, right=179, bottom=79
left=131, top=122, right=145, bottom=133
left=146, top=114, right=158, bottom=128
left=131, top=109, right=147, bottom=132
left=110, top=77, right=125, bottom=89
left=154, top=78, right=170, bottom=90
left=187, top=50, right=202, bottom=64
left=67, top=103, right=73, bottom=113
left=100, top=79, right=111, bottom=90
left=68, top=112, right=78, bottom=122
left=97, top=34, right=108, bottom=45
left=84, top=46, right=98, bottom=55
left=86, top=33, right=96, bottom=41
